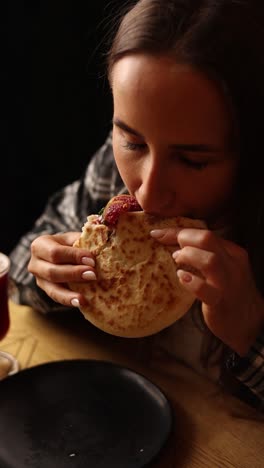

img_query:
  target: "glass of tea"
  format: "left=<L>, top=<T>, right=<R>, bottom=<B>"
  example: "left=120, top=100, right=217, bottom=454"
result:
left=0, top=252, right=19, bottom=379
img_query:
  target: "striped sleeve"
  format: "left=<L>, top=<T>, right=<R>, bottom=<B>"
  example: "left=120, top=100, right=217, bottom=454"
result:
left=227, top=334, right=264, bottom=407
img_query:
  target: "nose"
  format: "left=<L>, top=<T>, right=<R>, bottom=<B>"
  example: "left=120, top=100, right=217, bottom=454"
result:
left=136, top=153, right=172, bottom=214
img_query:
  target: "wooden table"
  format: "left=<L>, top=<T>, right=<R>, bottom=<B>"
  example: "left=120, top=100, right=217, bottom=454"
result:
left=1, top=301, right=264, bottom=467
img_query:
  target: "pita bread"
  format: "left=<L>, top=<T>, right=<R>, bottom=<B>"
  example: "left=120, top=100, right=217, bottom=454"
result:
left=69, top=211, right=205, bottom=338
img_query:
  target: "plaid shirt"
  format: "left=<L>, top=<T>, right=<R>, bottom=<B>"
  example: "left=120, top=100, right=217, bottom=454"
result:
left=9, top=131, right=264, bottom=409
left=9, top=132, right=125, bottom=311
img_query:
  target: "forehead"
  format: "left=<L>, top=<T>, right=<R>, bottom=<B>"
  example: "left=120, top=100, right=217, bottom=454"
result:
left=112, top=55, right=233, bottom=146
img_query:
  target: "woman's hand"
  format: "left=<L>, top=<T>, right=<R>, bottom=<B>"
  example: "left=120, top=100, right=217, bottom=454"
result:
left=151, top=228, right=264, bottom=356
left=28, top=232, right=97, bottom=308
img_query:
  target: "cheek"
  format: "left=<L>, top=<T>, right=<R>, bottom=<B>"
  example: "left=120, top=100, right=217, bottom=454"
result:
left=196, top=166, right=237, bottom=212
left=213, top=164, right=237, bottom=199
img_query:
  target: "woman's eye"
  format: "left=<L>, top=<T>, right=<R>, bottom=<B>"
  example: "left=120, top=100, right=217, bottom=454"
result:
left=121, top=141, right=208, bottom=169
left=178, top=154, right=208, bottom=170
left=122, top=141, right=146, bottom=151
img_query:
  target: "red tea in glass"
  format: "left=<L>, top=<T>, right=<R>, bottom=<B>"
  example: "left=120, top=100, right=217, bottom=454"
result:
left=0, top=253, right=10, bottom=340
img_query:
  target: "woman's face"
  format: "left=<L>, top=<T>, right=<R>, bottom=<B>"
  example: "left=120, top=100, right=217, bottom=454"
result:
left=112, top=55, right=238, bottom=228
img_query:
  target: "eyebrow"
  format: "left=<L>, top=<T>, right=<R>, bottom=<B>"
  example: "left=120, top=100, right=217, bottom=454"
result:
left=113, top=118, right=220, bottom=153
left=113, top=118, right=143, bottom=137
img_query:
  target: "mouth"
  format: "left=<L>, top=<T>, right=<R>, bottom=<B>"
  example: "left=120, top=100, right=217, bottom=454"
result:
left=132, top=193, right=205, bottom=221
left=143, top=210, right=199, bottom=220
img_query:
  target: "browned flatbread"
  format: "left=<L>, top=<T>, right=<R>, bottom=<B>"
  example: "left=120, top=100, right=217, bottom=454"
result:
left=69, top=212, right=205, bottom=338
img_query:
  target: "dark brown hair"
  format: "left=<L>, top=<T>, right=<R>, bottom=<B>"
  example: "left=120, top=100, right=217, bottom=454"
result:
left=106, top=2, right=264, bottom=397
left=108, top=0, right=264, bottom=297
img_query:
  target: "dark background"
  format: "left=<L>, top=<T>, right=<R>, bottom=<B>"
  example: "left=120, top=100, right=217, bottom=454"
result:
left=3, top=1, right=124, bottom=254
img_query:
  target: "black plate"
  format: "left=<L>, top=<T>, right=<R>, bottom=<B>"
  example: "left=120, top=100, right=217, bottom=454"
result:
left=0, top=359, right=173, bottom=468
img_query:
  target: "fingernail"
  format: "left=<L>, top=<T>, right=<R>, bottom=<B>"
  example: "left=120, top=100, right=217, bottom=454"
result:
left=71, top=298, right=80, bottom=308
left=150, top=229, right=163, bottom=239
left=177, top=270, right=192, bottom=283
left=172, top=250, right=180, bottom=260
left=82, top=271, right=96, bottom=280
left=82, top=257, right=95, bottom=267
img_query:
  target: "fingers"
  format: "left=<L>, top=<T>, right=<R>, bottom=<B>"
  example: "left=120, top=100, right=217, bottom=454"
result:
left=172, top=231, right=250, bottom=281
left=31, top=258, right=96, bottom=309
left=35, top=278, right=88, bottom=309
left=171, top=230, right=250, bottom=309
left=172, top=246, right=227, bottom=285
left=151, top=227, right=226, bottom=253
left=150, top=227, right=222, bottom=305
left=30, top=233, right=95, bottom=266
left=29, top=259, right=96, bottom=283
left=152, top=226, right=232, bottom=278
left=176, top=229, right=227, bottom=258
left=53, top=232, right=81, bottom=246
left=150, top=228, right=182, bottom=246
left=175, top=230, right=247, bottom=265
left=150, top=226, right=218, bottom=250
left=28, top=232, right=98, bottom=308
left=177, top=269, right=220, bottom=306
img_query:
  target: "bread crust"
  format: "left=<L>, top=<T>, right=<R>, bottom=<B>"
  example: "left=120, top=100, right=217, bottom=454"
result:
left=69, top=212, right=205, bottom=337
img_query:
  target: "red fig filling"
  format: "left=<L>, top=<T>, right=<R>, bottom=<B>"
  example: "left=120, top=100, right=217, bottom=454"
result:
left=100, top=195, right=142, bottom=227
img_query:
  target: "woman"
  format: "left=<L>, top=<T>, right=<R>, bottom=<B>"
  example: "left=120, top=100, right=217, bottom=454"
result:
left=10, top=0, right=264, bottom=410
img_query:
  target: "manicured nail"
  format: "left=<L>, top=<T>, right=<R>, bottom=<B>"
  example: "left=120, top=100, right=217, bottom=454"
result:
left=82, top=257, right=95, bottom=267
left=150, top=229, right=163, bottom=239
left=71, top=298, right=80, bottom=308
left=172, top=249, right=180, bottom=260
left=177, top=270, right=192, bottom=283
left=82, top=271, right=96, bottom=280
